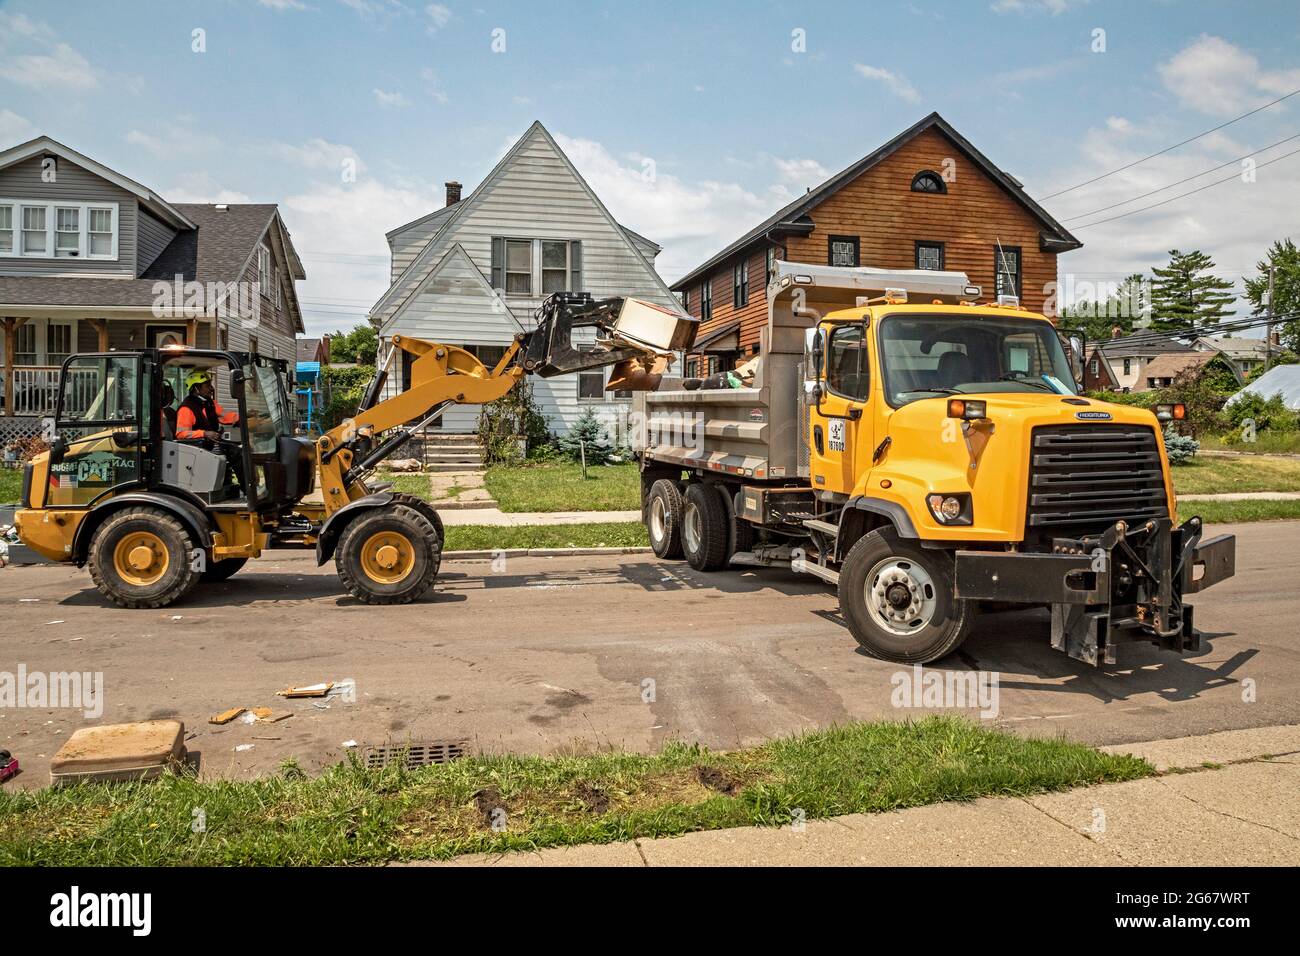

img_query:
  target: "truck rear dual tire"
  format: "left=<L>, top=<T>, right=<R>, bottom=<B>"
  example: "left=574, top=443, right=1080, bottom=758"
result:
left=88, top=507, right=202, bottom=609
left=336, top=503, right=442, bottom=605
left=682, top=483, right=730, bottom=572
left=838, top=527, right=973, bottom=664
left=646, top=479, right=685, bottom=559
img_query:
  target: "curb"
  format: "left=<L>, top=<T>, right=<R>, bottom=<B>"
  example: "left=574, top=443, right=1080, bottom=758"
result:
left=445, top=546, right=653, bottom=560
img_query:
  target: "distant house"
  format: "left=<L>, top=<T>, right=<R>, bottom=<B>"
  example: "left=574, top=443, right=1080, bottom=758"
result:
left=0, top=136, right=305, bottom=437
left=297, top=335, right=330, bottom=365
left=369, top=121, right=679, bottom=437
left=1193, top=335, right=1272, bottom=378
left=669, top=112, right=1082, bottom=375
left=1083, top=346, right=1119, bottom=391
left=1097, top=331, right=1191, bottom=392
left=1140, top=350, right=1241, bottom=391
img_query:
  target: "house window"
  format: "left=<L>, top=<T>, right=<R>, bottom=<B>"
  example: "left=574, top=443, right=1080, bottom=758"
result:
left=541, top=240, right=569, bottom=294
left=911, top=171, right=947, bottom=194
left=507, top=239, right=534, bottom=295
left=994, top=246, right=1021, bottom=298
left=701, top=278, right=713, bottom=321
left=14, top=323, right=37, bottom=365
left=87, top=207, right=114, bottom=257
left=733, top=258, right=749, bottom=308
left=915, top=241, right=944, bottom=271
left=0, top=205, right=12, bottom=253
left=219, top=325, right=230, bottom=349
left=55, top=207, right=80, bottom=257
left=249, top=335, right=259, bottom=356
left=679, top=289, right=690, bottom=311
left=257, top=245, right=271, bottom=294
left=578, top=371, right=628, bottom=401
left=1123, top=358, right=1131, bottom=376
left=1090, top=358, right=1099, bottom=376
left=21, top=206, right=47, bottom=255
left=828, top=235, right=859, bottom=267
left=766, top=247, right=778, bottom=284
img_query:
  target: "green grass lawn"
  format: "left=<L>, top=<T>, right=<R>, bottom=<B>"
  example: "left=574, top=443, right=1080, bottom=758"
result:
left=1172, top=454, right=1300, bottom=495
left=1178, top=498, right=1300, bottom=525
left=444, top=521, right=647, bottom=551
left=0, top=717, right=1151, bottom=866
left=0, top=468, right=20, bottom=505
left=383, top=473, right=434, bottom=501
left=486, top=461, right=639, bottom=512
left=1200, top=432, right=1300, bottom=455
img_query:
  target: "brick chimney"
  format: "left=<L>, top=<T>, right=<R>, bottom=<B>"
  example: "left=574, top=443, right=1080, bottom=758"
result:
left=1111, top=325, right=1123, bottom=339
left=445, top=181, right=462, bottom=206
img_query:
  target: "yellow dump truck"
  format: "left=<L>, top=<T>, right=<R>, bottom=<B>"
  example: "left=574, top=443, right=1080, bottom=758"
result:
left=635, top=263, right=1236, bottom=666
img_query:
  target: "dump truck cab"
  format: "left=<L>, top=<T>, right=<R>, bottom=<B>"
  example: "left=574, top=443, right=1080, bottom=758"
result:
left=636, top=263, right=1235, bottom=668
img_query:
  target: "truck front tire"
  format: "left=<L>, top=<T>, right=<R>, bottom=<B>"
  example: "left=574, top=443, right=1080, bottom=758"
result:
left=646, top=479, right=685, bottom=559
left=682, top=483, right=730, bottom=571
left=839, top=527, right=973, bottom=664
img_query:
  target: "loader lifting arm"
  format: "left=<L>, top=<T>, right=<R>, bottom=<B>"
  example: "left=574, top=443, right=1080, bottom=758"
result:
left=314, top=292, right=691, bottom=516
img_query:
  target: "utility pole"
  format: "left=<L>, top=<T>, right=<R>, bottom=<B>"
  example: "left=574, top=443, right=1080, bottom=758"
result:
left=1265, top=261, right=1276, bottom=372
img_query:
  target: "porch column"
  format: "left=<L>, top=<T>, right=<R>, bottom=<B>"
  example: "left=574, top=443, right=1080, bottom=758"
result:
left=186, top=318, right=198, bottom=347
left=86, top=318, right=109, bottom=352
left=2, top=317, right=28, bottom=418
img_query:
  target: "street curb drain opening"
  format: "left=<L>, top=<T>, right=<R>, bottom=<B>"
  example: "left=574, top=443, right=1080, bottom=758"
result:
left=364, top=741, right=467, bottom=769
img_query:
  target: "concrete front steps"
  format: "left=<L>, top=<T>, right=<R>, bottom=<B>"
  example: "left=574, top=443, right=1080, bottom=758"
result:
left=414, top=433, right=487, bottom=474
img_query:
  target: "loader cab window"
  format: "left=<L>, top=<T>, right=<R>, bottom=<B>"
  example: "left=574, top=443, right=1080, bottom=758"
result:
left=48, top=355, right=146, bottom=507
left=826, top=324, right=870, bottom=400
left=879, top=314, right=1077, bottom=408
left=241, top=359, right=292, bottom=456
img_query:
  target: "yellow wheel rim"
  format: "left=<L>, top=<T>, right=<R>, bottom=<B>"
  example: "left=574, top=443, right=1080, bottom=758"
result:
left=113, top=531, right=170, bottom=587
left=359, top=530, right=416, bottom=585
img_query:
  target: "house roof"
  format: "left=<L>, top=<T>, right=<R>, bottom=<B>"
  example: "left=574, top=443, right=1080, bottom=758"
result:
left=1085, top=346, right=1119, bottom=387
left=669, top=111, right=1082, bottom=291
left=0, top=136, right=196, bottom=230
left=1195, top=336, right=1271, bottom=359
left=0, top=204, right=304, bottom=331
left=1142, top=351, right=1240, bottom=385
left=371, top=121, right=679, bottom=322
left=1099, top=330, right=1191, bottom=358
left=297, top=337, right=324, bottom=363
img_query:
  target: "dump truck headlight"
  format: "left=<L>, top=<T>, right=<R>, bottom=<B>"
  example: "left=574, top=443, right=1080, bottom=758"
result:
left=927, top=493, right=972, bottom=525
left=947, top=398, right=987, bottom=420
left=1155, top=402, right=1186, bottom=423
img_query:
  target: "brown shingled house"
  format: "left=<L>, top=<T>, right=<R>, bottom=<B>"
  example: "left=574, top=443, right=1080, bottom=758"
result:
left=670, top=113, right=1081, bottom=376
left=0, top=136, right=305, bottom=434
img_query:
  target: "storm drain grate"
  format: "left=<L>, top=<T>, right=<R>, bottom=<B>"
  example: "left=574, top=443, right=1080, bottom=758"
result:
left=364, top=741, right=467, bottom=769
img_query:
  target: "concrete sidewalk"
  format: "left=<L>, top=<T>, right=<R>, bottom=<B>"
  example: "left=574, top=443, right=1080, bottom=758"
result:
left=429, top=725, right=1300, bottom=867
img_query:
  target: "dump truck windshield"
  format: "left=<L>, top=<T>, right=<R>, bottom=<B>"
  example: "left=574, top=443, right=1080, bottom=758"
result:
left=879, top=313, right=1077, bottom=407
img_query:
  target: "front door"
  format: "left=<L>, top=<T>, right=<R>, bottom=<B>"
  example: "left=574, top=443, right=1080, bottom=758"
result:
left=809, top=320, right=872, bottom=496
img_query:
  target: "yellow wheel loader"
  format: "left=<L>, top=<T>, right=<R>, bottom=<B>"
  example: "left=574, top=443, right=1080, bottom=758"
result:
left=14, top=293, right=692, bottom=609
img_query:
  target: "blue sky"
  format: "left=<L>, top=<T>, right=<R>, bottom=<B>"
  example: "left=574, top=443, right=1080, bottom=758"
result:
left=3, top=0, right=1298, bottom=336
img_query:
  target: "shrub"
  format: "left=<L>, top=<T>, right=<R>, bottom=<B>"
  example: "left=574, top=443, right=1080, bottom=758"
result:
left=1163, top=425, right=1200, bottom=464
left=558, top=408, right=614, bottom=466
left=478, top=379, right=550, bottom=465
left=320, top=364, right=376, bottom=430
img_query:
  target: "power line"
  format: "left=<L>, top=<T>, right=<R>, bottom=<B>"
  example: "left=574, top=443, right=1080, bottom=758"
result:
left=1060, top=131, right=1300, bottom=222
left=1071, top=145, right=1300, bottom=230
left=1038, top=87, right=1300, bottom=200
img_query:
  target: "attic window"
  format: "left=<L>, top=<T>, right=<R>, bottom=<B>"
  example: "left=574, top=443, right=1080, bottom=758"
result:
left=911, top=171, right=946, bottom=194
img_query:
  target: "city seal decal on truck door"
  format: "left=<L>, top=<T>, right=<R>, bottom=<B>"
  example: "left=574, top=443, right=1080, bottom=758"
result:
left=828, top=418, right=846, bottom=452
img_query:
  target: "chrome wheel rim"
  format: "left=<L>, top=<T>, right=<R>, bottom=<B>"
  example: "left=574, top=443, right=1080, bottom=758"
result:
left=650, top=495, right=667, bottom=544
left=683, top=501, right=701, bottom=553
left=866, top=557, right=937, bottom=636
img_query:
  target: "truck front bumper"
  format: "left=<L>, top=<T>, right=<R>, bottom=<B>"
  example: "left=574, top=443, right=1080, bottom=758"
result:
left=954, top=516, right=1235, bottom=666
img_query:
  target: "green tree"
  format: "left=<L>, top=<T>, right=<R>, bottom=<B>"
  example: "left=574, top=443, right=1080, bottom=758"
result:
left=329, top=324, right=378, bottom=365
left=559, top=408, right=614, bottom=467
left=1058, top=273, right=1148, bottom=342
left=1150, top=249, right=1236, bottom=335
left=1243, top=238, right=1300, bottom=354
left=477, top=380, right=550, bottom=465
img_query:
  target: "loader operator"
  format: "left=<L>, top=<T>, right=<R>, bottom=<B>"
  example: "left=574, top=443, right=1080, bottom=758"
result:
left=176, top=370, right=244, bottom=492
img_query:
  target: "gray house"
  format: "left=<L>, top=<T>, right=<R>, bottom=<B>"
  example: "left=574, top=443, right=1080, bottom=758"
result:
left=369, top=121, right=679, bottom=437
left=0, top=136, right=305, bottom=437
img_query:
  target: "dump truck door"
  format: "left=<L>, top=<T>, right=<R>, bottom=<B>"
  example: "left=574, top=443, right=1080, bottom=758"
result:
left=809, top=320, right=872, bottom=496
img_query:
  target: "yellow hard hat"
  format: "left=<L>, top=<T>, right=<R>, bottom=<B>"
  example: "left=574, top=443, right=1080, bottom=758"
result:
left=185, top=371, right=212, bottom=390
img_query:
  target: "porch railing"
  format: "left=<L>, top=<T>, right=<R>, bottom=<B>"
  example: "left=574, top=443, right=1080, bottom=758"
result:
left=0, top=366, right=62, bottom=418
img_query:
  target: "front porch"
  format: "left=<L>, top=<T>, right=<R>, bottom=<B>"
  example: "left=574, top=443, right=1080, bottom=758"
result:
left=1, top=315, right=211, bottom=422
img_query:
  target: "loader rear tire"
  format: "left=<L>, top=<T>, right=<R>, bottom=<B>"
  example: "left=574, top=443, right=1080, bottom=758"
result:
left=682, top=483, right=729, bottom=572
left=646, top=479, right=685, bottom=559
left=202, top=557, right=247, bottom=583
left=838, top=527, right=973, bottom=665
left=336, top=504, right=441, bottom=605
left=88, top=507, right=202, bottom=609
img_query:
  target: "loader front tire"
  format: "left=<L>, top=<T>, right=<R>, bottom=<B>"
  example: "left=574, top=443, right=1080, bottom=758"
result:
left=89, top=507, right=202, bottom=609
left=646, top=479, right=685, bottom=559
left=682, top=483, right=729, bottom=572
left=838, top=527, right=973, bottom=664
left=336, top=504, right=441, bottom=605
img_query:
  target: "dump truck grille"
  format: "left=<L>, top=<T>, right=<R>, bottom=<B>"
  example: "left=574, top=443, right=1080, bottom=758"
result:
left=1025, top=424, right=1168, bottom=536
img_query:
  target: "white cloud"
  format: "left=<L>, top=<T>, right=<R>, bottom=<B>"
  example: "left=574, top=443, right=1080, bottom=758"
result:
left=425, top=3, right=452, bottom=31
left=258, top=0, right=309, bottom=10
left=162, top=172, right=253, bottom=206
left=1158, top=35, right=1300, bottom=117
left=125, top=126, right=220, bottom=156
left=270, top=138, right=366, bottom=175
left=0, top=42, right=97, bottom=92
left=852, top=63, right=920, bottom=103
left=991, top=0, right=1084, bottom=13
left=372, top=87, right=410, bottom=108
left=773, top=157, right=829, bottom=186
left=0, top=109, right=37, bottom=144
left=339, top=0, right=410, bottom=19
left=0, top=11, right=53, bottom=36
left=420, top=67, right=449, bottom=104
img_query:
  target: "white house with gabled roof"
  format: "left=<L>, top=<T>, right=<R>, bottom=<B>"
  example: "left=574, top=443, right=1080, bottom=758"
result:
left=369, top=121, right=679, bottom=437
